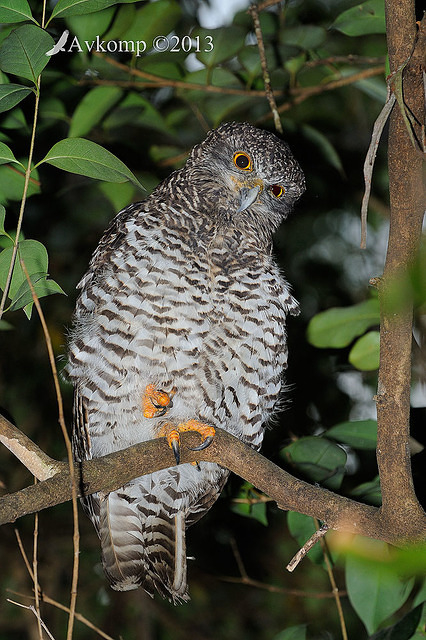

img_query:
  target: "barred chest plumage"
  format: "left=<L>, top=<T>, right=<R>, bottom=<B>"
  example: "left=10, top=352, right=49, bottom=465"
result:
left=67, top=204, right=297, bottom=458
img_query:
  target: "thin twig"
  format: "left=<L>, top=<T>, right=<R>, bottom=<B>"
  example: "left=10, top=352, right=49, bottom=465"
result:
left=316, top=520, right=348, bottom=640
left=7, top=600, right=56, bottom=640
left=225, top=536, right=345, bottom=599
left=232, top=496, right=273, bottom=504
left=20, top=260, right=80, bottom=640
left=33, top=504, right=43, bottom=640
left=230, top=537, right=249, bottom=579
left=220, top=574, right=347, bottom=599
left=286, top=523, right=329, bottom=572
left=249, top=3, right=283, bottom=133
left=257, top=65, right=386, bottom=122
left=8, top=589, right=118, bottom=640
left=360, top=88, right=396, bottom=249
left=6, top=164, right=41, bottom=186
left=15, top=528, right=35, bottom=580
left=92, top=51, right=279, bottom=97
left=305, top=55, right=387, bottom=68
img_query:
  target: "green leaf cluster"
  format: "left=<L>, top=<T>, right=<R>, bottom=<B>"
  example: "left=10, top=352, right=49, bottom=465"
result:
left=307, top=298, right=380, bottom=370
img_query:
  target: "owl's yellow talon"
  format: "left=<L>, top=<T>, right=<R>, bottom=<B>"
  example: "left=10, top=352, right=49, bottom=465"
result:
left=143, top=384, right=176, bottom=419
left=167, top=429, right=181, bottom=464
left=158, top=420, right=215, bottom=465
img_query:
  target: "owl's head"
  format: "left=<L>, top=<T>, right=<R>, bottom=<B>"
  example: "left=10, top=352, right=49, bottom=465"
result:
left=185, top=121, right=305, bottom=233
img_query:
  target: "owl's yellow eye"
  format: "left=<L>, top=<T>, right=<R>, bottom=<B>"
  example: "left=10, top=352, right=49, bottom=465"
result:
left=270, top=184, right=285, bottom=198
left=233, top=152, right=252, bottom=171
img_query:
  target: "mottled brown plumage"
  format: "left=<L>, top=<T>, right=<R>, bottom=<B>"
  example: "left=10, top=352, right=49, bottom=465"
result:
left=67, top=121, right=305, bottom=602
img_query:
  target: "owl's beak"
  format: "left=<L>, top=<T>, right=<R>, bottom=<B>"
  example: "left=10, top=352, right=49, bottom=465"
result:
left=237, top=185, right=261, bottom=213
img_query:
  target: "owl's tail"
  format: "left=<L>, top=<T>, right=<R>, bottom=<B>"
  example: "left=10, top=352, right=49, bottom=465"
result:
left=99, top=491, right=189, bottom=603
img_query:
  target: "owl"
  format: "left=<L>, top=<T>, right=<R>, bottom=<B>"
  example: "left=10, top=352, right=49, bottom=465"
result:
left=67, top=121, right=305, bottom=603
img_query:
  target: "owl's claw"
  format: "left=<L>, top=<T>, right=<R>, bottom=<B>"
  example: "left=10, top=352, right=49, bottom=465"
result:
left=159, top=421, right=215, bottom=465
left=167, top=430, right=181, bottom=465
left=143, top=384, right=176, bottom=419
left=188, top=435, right=214, bottom=452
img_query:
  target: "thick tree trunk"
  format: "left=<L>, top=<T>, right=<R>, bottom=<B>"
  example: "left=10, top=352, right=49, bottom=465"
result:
left=377, top=3, right=425, bottom=524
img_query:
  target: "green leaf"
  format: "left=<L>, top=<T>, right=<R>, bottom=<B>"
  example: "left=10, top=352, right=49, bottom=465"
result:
left=99, top=181, right=135, bottom=212
left=346, top=540, right=414, bottom=634
left=350, top=476, right=381, bottom=506
left=39, top=97, right=68, bottom=122
left=0, top=142, right=21, bottom=167
left=195, top=26, right=246, bottom=67
left=0, top=318, right=13, bottom=330
left=307, top=298, right=380, bottom=348
left=230, top=483, right=268, bottom=526
left=283, top=436, right=347, bottom=490
left=273, top=624, right=307, bottom=640
left=238, top=46, right=262, bottom=80
left=369, top=602, right=424, bottom=640
left=0, top=25, right=54, bottom=84
left=231, top=500, right=268, bottom=526
left=137, top=59, right=184, bottom=81
left=0, top=240, right=48, bottom=301
left=332, top=0, right=386, bottom=36
left=38, top=138, right=144, bottom=190
left=50, top=0, right=136, bottom=21
left=102, top=4, right=135, bottom=40
left=301, top=124, right=344, bottom=174
left=0, top=84, right=33, bottom=114
left=0, top=163, right=40, bottom=202
left=0, top=0, right=36, bottom=24
left=281, top=25, right=326, bottom=50
left=327, top=419, right=377, bottom=450
left=103, top=93, right=168, bottom=133
left=287, top=512, right=323, bottom=565
left=354, top=76, right=387, bottom=102
left=0, top=106, right=27, bottom=130
left=203, top=95, right=250, bottom=128
left=349, top=330, right=380, bottom=370
left=65, top=7, right=115, bottom=43
left=119, top=0, right=182, bottom=45
left=69, top=86, right=123, bottom=138
left=149, top=145, right=185, bottom=167
left=9, top=271, right=65, bottom=312
left=182, top=68, right=242, bottom=104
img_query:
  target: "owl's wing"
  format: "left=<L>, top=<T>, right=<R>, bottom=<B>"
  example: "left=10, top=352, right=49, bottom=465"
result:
left=76, top=202, right=142, bottom=293
left=72, top=389, right=101, bottom=535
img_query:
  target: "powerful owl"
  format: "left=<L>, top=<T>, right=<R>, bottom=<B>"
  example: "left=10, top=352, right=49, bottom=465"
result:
left=67, top=121, right=305, bottom=603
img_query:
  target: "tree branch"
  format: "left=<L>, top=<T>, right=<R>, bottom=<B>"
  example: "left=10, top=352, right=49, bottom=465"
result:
left=376, top=3, right=426, bottom=524
left=1, top=416, right=425, bottom=543
left=0, top=414, right=61, bottom=480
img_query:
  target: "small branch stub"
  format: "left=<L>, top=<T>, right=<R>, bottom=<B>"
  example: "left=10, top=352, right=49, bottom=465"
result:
left=286, top=524, right=329, bottom=572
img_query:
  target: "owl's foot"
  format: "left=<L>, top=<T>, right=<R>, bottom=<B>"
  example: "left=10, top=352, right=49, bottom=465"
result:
left=143, top=384, right=177, bottom=419
left=160, top=420, right=215, bottom=465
